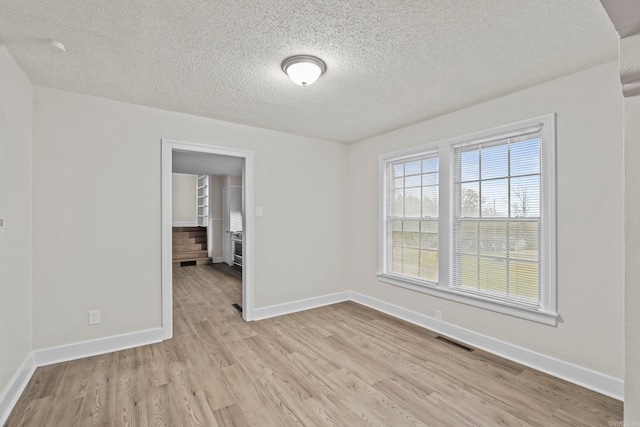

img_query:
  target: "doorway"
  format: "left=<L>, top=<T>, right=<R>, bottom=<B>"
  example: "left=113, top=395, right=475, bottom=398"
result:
left=161, top=139, right=254, bottom=340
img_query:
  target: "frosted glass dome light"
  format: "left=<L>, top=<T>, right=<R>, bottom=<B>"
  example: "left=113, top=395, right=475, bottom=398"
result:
left=282, top=55, right=327, bottom=86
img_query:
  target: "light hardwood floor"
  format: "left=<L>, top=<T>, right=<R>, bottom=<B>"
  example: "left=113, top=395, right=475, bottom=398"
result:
left=6, top=264, right=622, bottom=426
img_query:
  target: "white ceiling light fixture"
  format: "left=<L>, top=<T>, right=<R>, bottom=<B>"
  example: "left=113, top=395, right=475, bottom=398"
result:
left=281, top=55, right=326, bottom=86
left=48, top=39, right=66, bottom=52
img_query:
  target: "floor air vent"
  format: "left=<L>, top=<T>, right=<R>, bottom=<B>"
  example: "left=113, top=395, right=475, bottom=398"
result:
left=435, top=336, right=474, bottom=352
left=232, top=303, right=242, bottom=313
left=180, top=260, right=197, bottom=267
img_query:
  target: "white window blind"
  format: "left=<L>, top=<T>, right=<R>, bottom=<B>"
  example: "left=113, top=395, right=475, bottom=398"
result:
left=379, top=115, right=556, bottom=325
left=452, top=127, right=543, bottom=307
left=385, top=151, right=439, bottom=283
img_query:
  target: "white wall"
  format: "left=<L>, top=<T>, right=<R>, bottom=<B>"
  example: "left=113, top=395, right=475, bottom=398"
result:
left=32, top=86, right=348, bottom=349
left=224, top=175, right=243, bottom=232
left=625, top=84, right=640, bottom=417
left=347, top=61, right=624, bottom=379
left=224, top=175, right=242, bottom=187
left=0, top=48, right=33, bottom=395
left=172, top=173, right=197, bottom=225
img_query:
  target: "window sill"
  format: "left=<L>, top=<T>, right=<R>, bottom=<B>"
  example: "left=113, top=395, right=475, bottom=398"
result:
left=377, top=273, right=558, bottom=326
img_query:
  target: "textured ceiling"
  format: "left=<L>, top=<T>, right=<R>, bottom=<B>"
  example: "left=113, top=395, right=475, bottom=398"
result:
left=0, top=0, right=618, bottom=143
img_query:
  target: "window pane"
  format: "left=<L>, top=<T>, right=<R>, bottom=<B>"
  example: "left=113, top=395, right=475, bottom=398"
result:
left=421, top=220, right=438, bottom=233
left=393, top=164, right=404, bottom=177
left=510, top=138, right=540, bottom=177
left=510, top=260, right=539, bottom=301
left=461, top=150, right=479, bottom=182
left=481, top=143, right=509, bottom=180
left=403, top=220, right=420, bottom=232
left=509, top=221, right=538, bottom=261
left=422, top=158, right=438, bottom=173
left=510, top=175, right=540, bottom=218
left=391, top=189, right=403, bottom=216
left=422, top=173, right=438, bottom=186
left=460, top=220, right=478, bottom=255
left=403, top=220, right=420, bottom=248
left=402, top=247, right=420, bottom=278
left=461, top=183, right=480, bottom=217
left=393, top=178, right=403, bottom=189
left=420, top=250, right=438, bottom=282
left=420, top=220, right=438, bottom=249
left=391, top=221, right=403, bottom=274
left=479, top=221, right=507, bottom=257
left=405, top=175, right=421, bottom=188
left=481, top=179, right=509, bottom=217
left=392, top=246, right=403, bottom=274
left=404, top=188, right=421, bottom=217
left=479, top=257, right=507, bottom=294
left=460, top=255, right=478, bottom=288
left=392, top=220, right=403, bottom=247
left=422, top=186, right=438, bottom=218
left=405, top=160, right=421, bottom=176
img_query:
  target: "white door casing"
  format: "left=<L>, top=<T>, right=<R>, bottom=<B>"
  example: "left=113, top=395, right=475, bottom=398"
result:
left=161, top=139, right=255, bottom=337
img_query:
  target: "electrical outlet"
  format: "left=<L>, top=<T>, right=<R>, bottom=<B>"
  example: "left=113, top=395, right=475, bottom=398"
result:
left=256, top=206, right=263, bottom=217
left=0, top=218, right=5, bottom=233
left=435, top=310, right=443, bottom=321
left=89, top=310, right=101, bottom=325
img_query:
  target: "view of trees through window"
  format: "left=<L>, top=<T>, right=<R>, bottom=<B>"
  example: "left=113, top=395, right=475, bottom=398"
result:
left=385, top=136, right=541, bottom=304
left=453, top=136, right=541, bottom=304
left=381, top=117, right=554, bottom=320
left=388, top=155, right=439, bottom=283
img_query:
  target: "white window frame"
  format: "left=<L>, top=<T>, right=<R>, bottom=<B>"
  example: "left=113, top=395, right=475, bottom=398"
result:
left=384, top=151, right=440, bottom=284
left=378, top=114, right=557, bottom=326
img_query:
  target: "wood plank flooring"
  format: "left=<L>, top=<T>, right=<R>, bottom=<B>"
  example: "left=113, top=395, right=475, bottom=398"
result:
left=6, top=264, right=623, bottom=426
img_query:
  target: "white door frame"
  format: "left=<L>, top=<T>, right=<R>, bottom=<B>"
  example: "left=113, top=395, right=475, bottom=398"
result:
left=161, top=139, right=255, bottom=339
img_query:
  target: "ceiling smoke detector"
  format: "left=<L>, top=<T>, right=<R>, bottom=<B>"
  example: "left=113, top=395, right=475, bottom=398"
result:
left=281, top=55, right=326, bottom=86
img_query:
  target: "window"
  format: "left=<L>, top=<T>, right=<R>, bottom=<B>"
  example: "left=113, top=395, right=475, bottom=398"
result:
left=385, top=152, right=439, bottom=283
left=379, top=115, right=556, bottom=325
left=452, top=130, right=541, bottom=307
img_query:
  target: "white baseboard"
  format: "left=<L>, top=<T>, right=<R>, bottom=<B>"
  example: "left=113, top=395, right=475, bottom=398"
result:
left=250, top=290, right=623, bottom=399
left=211, top=257, right=223, bottom=263
left=172, top=222, right=198, bottom=227
left=0, top=352, right=36, bottom=426
left=0, top=292, right=623, bottom=425
left=252, top=291, right=350, bottom=320
left=0, top=328, right=165, bottom=423
left=348, top=291, right=624, bottom=401
left=34, top=328, right=165, bottom=367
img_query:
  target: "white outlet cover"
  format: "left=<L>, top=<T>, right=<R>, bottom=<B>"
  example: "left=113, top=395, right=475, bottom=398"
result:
left=89, top=310, right=101, bottom=325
